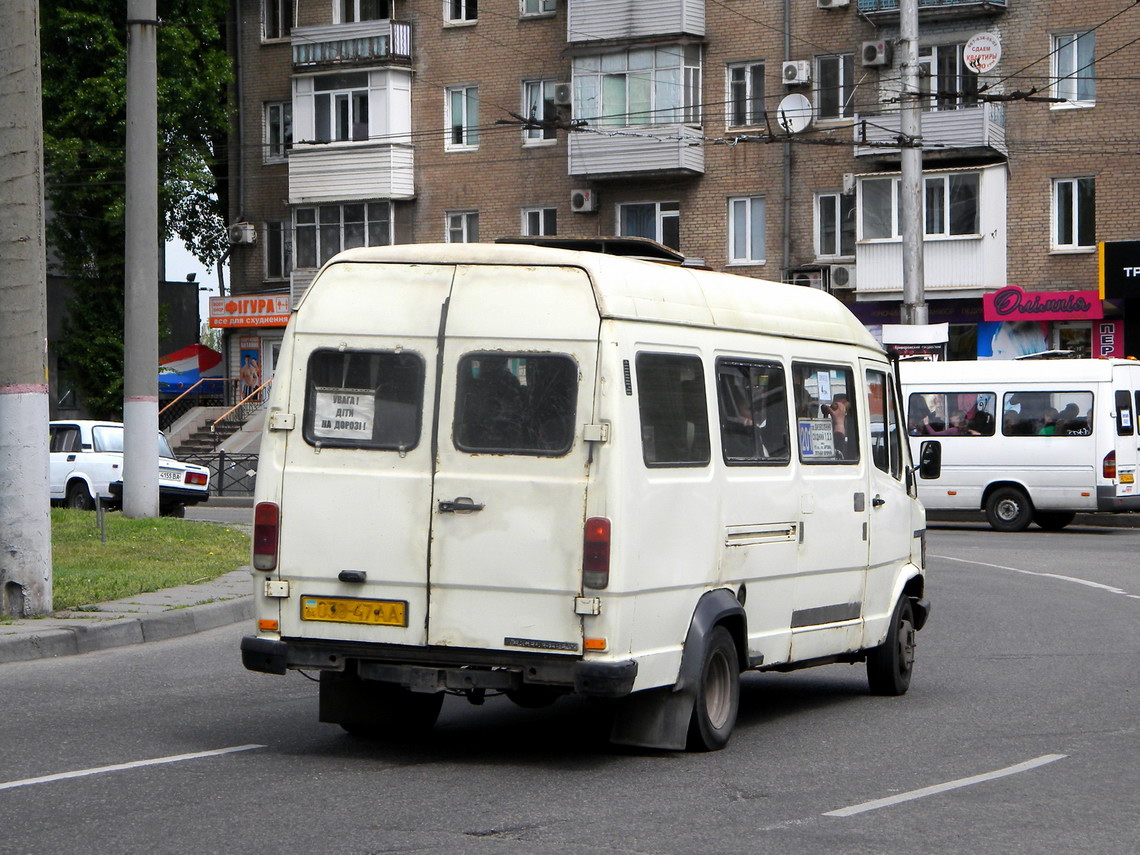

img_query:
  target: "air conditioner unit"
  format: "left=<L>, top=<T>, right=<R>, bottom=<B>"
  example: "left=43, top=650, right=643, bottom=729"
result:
left=829, top=264, right=857, bottom=290
left=570, top=188, right=596, bottom=213
left=817, top=0, right=849, bottom=8
left=782, top=60, right=811, bottom=86
left=552, top=82, right=573, bottom=107
left=842, top=172, right=856, bottom=195
left=861, top=40, right=892, bottom=67
left=792, top=270, right=825, bottom=291
left=228, top=222, right=256, bottom=245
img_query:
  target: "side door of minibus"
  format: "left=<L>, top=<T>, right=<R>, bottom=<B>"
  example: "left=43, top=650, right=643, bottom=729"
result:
left=862, top=363, right=914, bottom=621
left=427, top=264, right=601, bottom=654
left=789, top=360, right=868, bottom=661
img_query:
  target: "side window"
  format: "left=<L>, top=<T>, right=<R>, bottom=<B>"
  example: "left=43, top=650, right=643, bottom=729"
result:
left=303, top=349, right=425, bottom=450
left=866, top=370, right=890, bottom=474
left=454, top=354, right=578, bottom=455
left=49, top=425, right=81, bottom=453
left=1001, top=391, right=1095, bottom=436
left=887, top=374, right=903, bottom=479
left=908, top=392, right=997, bottom=436
left=716, top=359, right=789, bottom=465
left=637, top=353, right=710, bottom=467
left=792, top=363, right=858, bottom=463
left=1115, top=389, right=1133, bottom=436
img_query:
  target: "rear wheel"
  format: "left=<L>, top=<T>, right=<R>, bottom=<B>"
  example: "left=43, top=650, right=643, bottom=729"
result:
left=1033, top=510, right=1075, bottom=531
left=686, top=626, right=740, bottom=752
left=985, top=486, right=1032, bottom=532
left=65, top=481, right=94, bottom=511
left=867, top=596, right=916, bottom=696
left=320, top=673, right=443, bottom=737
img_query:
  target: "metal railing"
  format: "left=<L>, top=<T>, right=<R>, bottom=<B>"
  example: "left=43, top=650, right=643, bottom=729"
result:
left=180, top=451, right=260, bottom=496
left=210, top=378, right=273, bottom=438
left=158, top=378, right=235, bottom=431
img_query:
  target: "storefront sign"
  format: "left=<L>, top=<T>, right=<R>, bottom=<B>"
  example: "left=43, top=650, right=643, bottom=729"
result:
left=1095, top=320, right=1124, bottom=358
left=983, top=286, right=1102, bottom=322
left=1099, top=241, right=1140, bottom=300
left=209, top=294, right=291, bottom=328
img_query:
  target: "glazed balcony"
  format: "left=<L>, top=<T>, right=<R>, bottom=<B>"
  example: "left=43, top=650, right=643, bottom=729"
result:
left=567, top=124, right=704, bottom=178
left=853, top=102, right=1007, bottom=159
left=856, top=0, right=1006, bottom=21
left=292, top=20, right=411, bottom=69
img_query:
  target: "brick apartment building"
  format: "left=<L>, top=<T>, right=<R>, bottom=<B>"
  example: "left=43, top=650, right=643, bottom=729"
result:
left=217, top=0, right=1140, bottom=385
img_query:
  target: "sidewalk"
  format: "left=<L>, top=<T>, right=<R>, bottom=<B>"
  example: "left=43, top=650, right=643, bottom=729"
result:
left=0, top=567, right=255, bottom=666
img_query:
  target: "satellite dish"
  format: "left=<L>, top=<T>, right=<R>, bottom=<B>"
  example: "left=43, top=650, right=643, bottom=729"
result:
left=776, top=93, right=813, bottom=134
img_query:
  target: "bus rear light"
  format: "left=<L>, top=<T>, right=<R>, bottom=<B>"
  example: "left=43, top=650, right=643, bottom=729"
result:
left=253, top=502, right=280, bottom=571
left=1103, top=451, right=1117, bottom=480
left=258, top=619, right=279, bottom=632
left=583, top=517, right=611, bottom=590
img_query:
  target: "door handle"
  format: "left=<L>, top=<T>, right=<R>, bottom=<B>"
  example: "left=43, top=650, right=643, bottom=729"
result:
left=67, top=454, right=76, bottom=462
left=438, top=498, right=484, bottom=513
left=872, top=495, right=886, bottom=507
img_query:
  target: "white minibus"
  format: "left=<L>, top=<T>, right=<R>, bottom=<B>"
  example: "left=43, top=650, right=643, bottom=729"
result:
left=241, top=240, right=929, bottom=751
left=900, top=358, right=1140, bottom=531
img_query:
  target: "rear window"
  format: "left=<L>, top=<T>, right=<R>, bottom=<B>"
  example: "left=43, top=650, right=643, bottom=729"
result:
left=454, top=353, right=578, bottom=455
left=303, top=349, right=425, bottom=450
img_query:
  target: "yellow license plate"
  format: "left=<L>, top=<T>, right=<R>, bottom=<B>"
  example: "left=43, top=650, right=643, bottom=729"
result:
left=300, top=596, right=408, bottom=627
left=1121, top=473, right=1135, bottom=484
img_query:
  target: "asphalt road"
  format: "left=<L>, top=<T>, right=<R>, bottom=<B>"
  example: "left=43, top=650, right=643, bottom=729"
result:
left=1, top=523, right=1136, bottom=854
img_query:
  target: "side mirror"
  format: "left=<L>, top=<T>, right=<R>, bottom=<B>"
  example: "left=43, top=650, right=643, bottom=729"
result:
left=918, top=440, right=941, bottom=480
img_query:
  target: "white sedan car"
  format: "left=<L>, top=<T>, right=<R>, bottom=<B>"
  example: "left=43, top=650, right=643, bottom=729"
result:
left=49, top=420, right=210, bottom=515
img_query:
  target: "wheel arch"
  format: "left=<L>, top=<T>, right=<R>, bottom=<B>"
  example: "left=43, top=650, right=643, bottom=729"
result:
left=980, top=480, right=1033, bottom=512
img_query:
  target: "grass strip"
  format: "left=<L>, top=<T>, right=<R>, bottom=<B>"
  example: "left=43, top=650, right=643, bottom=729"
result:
left=49, top=508, right=250, bottom=612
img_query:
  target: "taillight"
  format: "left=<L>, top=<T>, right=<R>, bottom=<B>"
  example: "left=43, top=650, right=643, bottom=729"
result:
left=253, top=502, right=280, bottom=571
left=186, top=471, right=208, bottom=486
left=583, top=517, right=611, bottom=590
left=1104, top=451, right=1117, bottom=480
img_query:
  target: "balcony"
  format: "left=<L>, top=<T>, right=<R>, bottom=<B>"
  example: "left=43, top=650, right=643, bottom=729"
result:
left=292, top=20, right=411, bottom=69
left=567, top=0, right=704, bottom=42
left=853, top=102, right=1006, bottom=159
left=288, top=142, right=414, bottom=204
left=856, top=0, right=1006, bottom=20
left=567, top=125, right=704, bottom=178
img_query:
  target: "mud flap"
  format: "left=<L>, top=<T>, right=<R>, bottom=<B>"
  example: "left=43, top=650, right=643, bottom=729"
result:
left=609, top=589, right=746, bottom=750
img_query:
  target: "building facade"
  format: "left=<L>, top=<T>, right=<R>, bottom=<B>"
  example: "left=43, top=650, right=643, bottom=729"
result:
left=220, top=0, right=1140, bottom=384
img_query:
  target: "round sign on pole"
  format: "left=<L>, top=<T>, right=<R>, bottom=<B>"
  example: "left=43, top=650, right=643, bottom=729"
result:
left=964, top=32, right=1001, bottom=74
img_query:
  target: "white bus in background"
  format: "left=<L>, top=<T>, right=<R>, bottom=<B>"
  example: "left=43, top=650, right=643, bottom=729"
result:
left=900, top=358, right=1140, bottom=531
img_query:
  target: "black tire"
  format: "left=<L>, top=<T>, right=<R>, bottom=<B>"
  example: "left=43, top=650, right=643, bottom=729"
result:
left=1033, top=510, right=1075, bottom=531
left=160, top=504, right=186, bottom=518
left=506, top=686, right=562, bottom=709
left=326, top=678, right=444, bottom=738
left=65, top=481, right=95, bottom=511
left=686, top=626, right=740, bottom=752
left=867, top=596, right=916, bottom=696
left=985, top=486, right=1033, bottom=532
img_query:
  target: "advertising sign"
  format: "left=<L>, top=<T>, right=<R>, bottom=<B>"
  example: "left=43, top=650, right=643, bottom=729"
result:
left=1099, top=241, right=1140, bottom=299
left=964, top=33, right=1001, bottom=73
left=1094, top=319, right=1125, bottom=358
left=209, top=293, right=291, bottom=328
left=982, top=285, right=1103, bottom=322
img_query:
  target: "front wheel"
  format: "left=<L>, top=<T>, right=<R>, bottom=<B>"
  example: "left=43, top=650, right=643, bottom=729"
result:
left=686, top=626, right=740, bottom=752
left=867, top=596, right=916, bottom=696
left=985, top=486, right=1033, bottom=532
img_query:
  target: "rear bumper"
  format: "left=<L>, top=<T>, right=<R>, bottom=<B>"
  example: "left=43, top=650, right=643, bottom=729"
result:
left=1095, top=487, right=1140, bottom=513
left=239, top=635, right=638, bottom=698
left=109, top=480, right=209, bottom=507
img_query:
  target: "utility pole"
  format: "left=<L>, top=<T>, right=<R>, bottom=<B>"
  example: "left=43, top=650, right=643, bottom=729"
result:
left=123, top=0, right=160, bottom=518
left=0, top=0, right=52, bottom=615
left=899, top=0, right=927, bottom=324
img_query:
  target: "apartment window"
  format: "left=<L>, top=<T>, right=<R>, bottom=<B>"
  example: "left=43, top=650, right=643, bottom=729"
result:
left=522, top=79, right=557, bottom=142
left=446, top=0, right=478, bottom=23
left=1053, top=31, right=1096, bottom=106
left=338, top=0, right=390, bottom=23
left=523, top=207, right=557, bottom=236
left=313, top=72, right=369, bottom=142
left=727, top=61, right=764, bottom=128
left=573, top=44, right=701, bottom=126
left=521, top=0, right=556, bottom=15
left=264, top=101, right=292, bottom=161
left=619, top=201, right=679, bottom=250
left=446, top=85, right=479, bottom=149
left=918, top=44, right=978, bottom=111
left=447, top=211, right=479, bottom=243
left=860, top=171, right=978, bottom=240
left=265, top=221, right=293, bottom=280
left=1053, top=177, right=1095, bottom=250
left=295, top=202, right=392, bottom=269
left=817, top=193, right=855, bottom=257
left=263, top=0, right=292, bottom=40
left=815, top=54, right=855, bottom=120
left=728, top=196, right=765, bottom=264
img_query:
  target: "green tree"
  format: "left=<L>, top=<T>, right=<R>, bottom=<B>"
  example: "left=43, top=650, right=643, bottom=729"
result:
left=42, top=0, right=231, bottom=417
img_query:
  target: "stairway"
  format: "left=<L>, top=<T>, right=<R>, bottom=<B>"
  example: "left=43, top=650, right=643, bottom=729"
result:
left=173, top=421, right=242, bottom=456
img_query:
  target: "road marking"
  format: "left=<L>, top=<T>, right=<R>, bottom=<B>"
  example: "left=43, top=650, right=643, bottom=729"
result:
left=823, top=754, right=1067, bottom=818
left=933, top=554, right=1139, bottom=599
left=0, top=744, right=266, bottom=792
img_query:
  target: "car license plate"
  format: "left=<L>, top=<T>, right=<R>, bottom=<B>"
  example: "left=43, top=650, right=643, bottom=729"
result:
left=301, top=596, right=408, bottom=627
left=159, top=469, right=183, bottom=482
left=1121, top=472, right=1135, bottom=484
